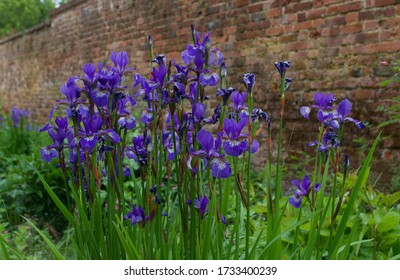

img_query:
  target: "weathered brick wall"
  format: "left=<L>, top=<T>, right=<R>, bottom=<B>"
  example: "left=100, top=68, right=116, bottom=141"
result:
left=0, top=0, right=399, bottom=187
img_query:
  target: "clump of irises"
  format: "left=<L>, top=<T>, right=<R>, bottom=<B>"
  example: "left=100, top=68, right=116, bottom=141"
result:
left=39, top=25, right=376, bottom=260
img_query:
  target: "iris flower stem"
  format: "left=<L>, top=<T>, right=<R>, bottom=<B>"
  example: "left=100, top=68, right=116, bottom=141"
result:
left=312, top=123, right=325, bottom=210
left=270, top=77, right=285, bottom=259
left=232, top=158, right=241, bottom=259
left=170, top=112, right=188, bottom=253
left=245, top=88, right=254, bottom=259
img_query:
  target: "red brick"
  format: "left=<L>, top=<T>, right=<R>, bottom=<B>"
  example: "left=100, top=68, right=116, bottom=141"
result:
left=342, top=23, right=363, bottom=34
left=363, top=20, right=379, bottom=31
left=323, top=0, right=344, bottom=5
left=375, top=0, right=400, bottom=7
left=267, top=8, right=282, bottom=18
left=307, top=8, right=327, bottom=20
left=376, top=41, right=400, bottom=52
left=293, top=1, right=313, bottom=12
left=345, top=12, right=358, bottom=23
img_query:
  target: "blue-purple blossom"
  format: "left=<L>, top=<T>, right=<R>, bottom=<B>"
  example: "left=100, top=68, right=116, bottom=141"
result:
left=188, top=129, right=231, bottom=178
left=221, top=214, right=227, bottom=224
left=11, top=107, right=29, bottom=127
left=289, top=175, right=321, bottom=208
left=40, top=147, right=58, bottom=162
left=300, top=92, right=336, bottom=120
left=223, top=116, right=249, bottom=157
left=109, top=51, right=134, bottom=75
left=118, top=116, right=136, bottom=130
left=181, top=27, right=223, bottom=71
left=189, top=196, right=209, bottom=219
left=251, top=108, right=269, bottom=122
left=124, top=204, right=148, bottom=226
left=216, top=87, right=235, bottom=106
left=332, top=99, right=366, bottom=129
left=275, top=61, right=290, bottom=78
left=243, top=73, right=255, bottom=93
left=230, top=91, right=248, bottom=112
left=162, top=130, right=180, bottom=161
left=199, top=71, right=219, bottom=86
left=126, top=134, right=152, bottom=166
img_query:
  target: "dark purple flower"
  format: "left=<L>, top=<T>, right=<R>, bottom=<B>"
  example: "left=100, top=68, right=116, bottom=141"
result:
left=243, top=73, right=256, bottom=93
left=188, top=129, right=231, bottom=178
left=152, top=59, right=167, bottom=84
left=126, top=134, right=151, bottom=166
left=300, top=92, right=336, bottom=120
left=284, top=77, right=293, bottom=91
left=193, top=196, right=209, bottom=219
left=221, top=214, right=227, bottom=224
left=82, top=63, right=97, bottom=84
left=251, top=108, right=269, bottom=122
left=223, top=116, right=249, bottom=157
left=275, top=61, right=290, bottom=78
left=40, top=147, right=58, bottom=162
left=90, top=89, right=109, bottom=107
left=192, top=102, right=205, bottom=123
left=199, top=71, right=219, bottom=86
left=118, top=116, right=136, bottom=130
left=141, top=108, right=154, bottom=124
left=230, top=91, right=248, bottom=112
left=162, top=130, right=180, bottom=161
left=10, top=107, right=29, bottom=127
left=58, top=78, right=83, bottom=116
left=210, top=157, right=232, bottom=178
left=124, top=204, right=147, bottom=226
left=289, top=175, right=321, bottom=208
left=216, top=87, right=235, bottom=106
left=110, top=51, right=133, bottom=74
left=333, top=99, right=366, bottom=129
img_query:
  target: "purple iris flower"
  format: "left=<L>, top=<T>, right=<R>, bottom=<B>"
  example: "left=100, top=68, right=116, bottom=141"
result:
left=135, top=78, right=159, bottom=103
left=40, top=147, right=58, bottom=162
left=118, top=116, right=136, bottom=130
left=221, top=214, right=227, bottom=224
left=82, top=63, right=97, bottom=84
left=275, top=61, right=290, bottom=78
left=162, top=130, right=180, bottom=161
left=188, top=129, right=231, bottom=178
left=141, top=108, right=154, bottom=124
left=90, top=89, right=109, bottom=107
left=152, top=54, right=167, bottom=84
left=223, top=116, right=249, bottom=157
left=193, top=196, right=209, bottom=219
left=331, top=99, right=366, bottom=129
left=109, top=51, right=133, bottom=75
left=205, top=103, right=222, bottom=125
left=230, top=91, right=248, bottom=112
left=39, top=117, right=71, bottom=162
left=199, top=71, right=219, bottom=86
left=79, top=115, right=120, bottom=150
left=243, top=73, right=256, bottom=93
left=318, top=128, right=340, bottom=152
left=289, top=175, right=321, bottom=208
left=124, top=204, right=148, bottom=226
left=216, top=87, right=235, bottom=106
left=251, top=108, right=269, bottom=123
left=300, top=92, right=336, bottom=120
left=10, top=107, right=29, bottom=127
left=181, top=28, right=223, bottom=71
left=192, top=102, right=205, bottom=124
left=126, top=135, right=152, bottom=166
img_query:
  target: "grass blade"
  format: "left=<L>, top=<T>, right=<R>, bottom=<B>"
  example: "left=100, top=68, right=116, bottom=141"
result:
left=23, top=217, right=64, bottom=260
left=329, top=132, right=381, bottom=259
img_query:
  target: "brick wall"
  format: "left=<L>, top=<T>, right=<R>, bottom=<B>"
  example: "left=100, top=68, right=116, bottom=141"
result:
left=0, top=0, right=399, bottom=188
